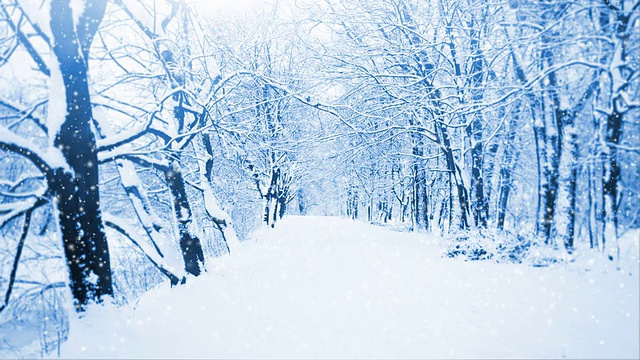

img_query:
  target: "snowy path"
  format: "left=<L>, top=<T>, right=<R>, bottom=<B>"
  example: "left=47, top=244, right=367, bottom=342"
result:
left=62, top=216, right=639, bottom=359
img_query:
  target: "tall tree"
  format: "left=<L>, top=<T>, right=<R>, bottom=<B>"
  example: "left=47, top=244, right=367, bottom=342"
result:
left=47, top=0, right=112, bottom=309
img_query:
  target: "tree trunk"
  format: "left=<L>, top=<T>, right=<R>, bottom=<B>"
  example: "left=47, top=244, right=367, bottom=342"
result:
left=497, top=117, right=518, bottom=230
left=164, top=161, right=205, bottom=276
left=264, top=167, right=281, bottom=227
left=278, top=192, right=288, bottom=220
left=587, top=162, right=597, bottom=249
left=598, top=1, right=633, bottom=261
left=566, top=139, right=578, bottom=250
left=538, top=33, right=565, bottom=243
left=197, top=130, right=240, bottom=253
left=469, top=120, right=487, bottom=228
left=436, top=121, right=470, bottom=229
left=297, top=188, right=306, bottom=215
left=602, top=110, right=622, bottom=256
left=411, top=137, right=429, bottom=231
left=558, top=110, right=581, bottom=251
left=467, top=22, right=487, bottom=228
left=48, top=0, right=112, bottom=310
left=347, top=183, right=359, bottom=220
left=483, top=142, right=499, bottom=219
left=94, top=121, right=183, bottom=285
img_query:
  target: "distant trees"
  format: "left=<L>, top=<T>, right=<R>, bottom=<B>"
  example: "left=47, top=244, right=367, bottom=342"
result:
left=311, top=0, right=639, bottom=254
left=315, top=0, right=497, bottom=231
left=199, top=8, right=319, bottom=229
left=508, top=0, right=640, bottom=256
left=597, top=0, right=640, bottom=258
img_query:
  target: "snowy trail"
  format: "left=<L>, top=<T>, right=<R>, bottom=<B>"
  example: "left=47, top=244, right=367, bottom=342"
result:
left=61, top=216, right=639, bottom=359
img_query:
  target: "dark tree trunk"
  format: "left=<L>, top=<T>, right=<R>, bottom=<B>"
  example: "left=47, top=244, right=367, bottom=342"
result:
left=483, top=142, right=499, bottom=218
left=49, top=0, right=113, bottom=311
left=533, top=121, right=546, bottom=236
left=565, top=151, right=578, bottom=250
left=538, top=33, right=565, bottom=243
left=411, top=136, right=429, bottom=231
left=350, top=185, right=359, bottom=220
left=278, top=192, right=287, bottom=220
left=587, top=162, right=596, bottom=249
left=164, top=162, right=205, bottom=276
left=264, top=167, right=281, bottom=227
left=448, top=173, right=453, bottom=231
left=48, top=0, right=112, bottom=310
left=559, top=109, right=582, bottom=251
left=436, top=121, right=470, bottom=229
left=438, top=196, right=447, bottom=231
left=542, top=144, right=561, bottom=242
left=598, top=2, right=633, bottom=258
left=496, top=168, right=512, bottom=231
left=469, top=122, right=487, bottom=228
left=602, top=110, right=623, bottom=238
left=165, top=80, right=207, bottom=271
left=297, top=188, right=306, bottom=215
left=598, top=161, right=607, bottom=251
left=497, top=118, right=518, bottom=231
left=467, top=23, right=487, bottom=228
left=391, top=165, right=408, bottom=223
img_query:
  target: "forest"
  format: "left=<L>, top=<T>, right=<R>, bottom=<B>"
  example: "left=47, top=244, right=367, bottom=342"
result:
left=0, top=0, right=638, bottom=358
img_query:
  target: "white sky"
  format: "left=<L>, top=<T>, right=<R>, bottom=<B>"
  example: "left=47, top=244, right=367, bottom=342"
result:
left=191, top=0, right=269, bottom=12
left=188, top=0, right=285, bottom=17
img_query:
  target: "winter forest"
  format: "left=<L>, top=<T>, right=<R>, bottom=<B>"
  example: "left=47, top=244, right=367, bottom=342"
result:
left=0, top=0, right=638, bottom=358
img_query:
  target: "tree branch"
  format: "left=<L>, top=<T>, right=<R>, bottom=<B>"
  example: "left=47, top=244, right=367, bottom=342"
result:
left=0, top=207, right=36, bottom=314
left=104, top=217, right=182, bottom=285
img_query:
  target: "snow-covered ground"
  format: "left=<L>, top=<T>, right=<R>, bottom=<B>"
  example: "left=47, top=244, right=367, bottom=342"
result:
left=60, top=216, right=639, bottom=359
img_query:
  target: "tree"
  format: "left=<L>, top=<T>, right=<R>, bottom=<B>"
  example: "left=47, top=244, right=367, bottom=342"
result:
left=0, top=0, right=112, bottom=310
left=48, top=0, right=112, bottom=309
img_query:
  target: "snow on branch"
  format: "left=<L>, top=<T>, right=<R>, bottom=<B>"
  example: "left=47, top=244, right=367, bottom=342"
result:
left=0, top=99, right=48, bottom=133
left=96, top=115, right=154, bottom=152
left=98, top=148, right=170, bottom=171
left=0, top=196, right=47, bottom=235
left=0, top=125, right=70, bottom=175
left=0, top=5, right=51, bottom=77
left=104, top=214, right=184, bottom=285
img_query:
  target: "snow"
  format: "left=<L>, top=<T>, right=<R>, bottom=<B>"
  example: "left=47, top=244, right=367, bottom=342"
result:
left=192, top=136, right=241, bottom=253
left=46, top=53, right=67, bottom=147
left=0, top=125, right=70, bottom=173
left=59, top=216, right=639, bottom=359
left=16, top=1, right=53, bottom=40
left=104, top=214, right=185, bottom=279
left=69, top=0, right=85, bottom=26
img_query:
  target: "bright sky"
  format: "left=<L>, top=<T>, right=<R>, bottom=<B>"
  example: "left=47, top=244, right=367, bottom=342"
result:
left=189, top=0, right=274, bottom=14
left=191, top=0, right=311, bottom=22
